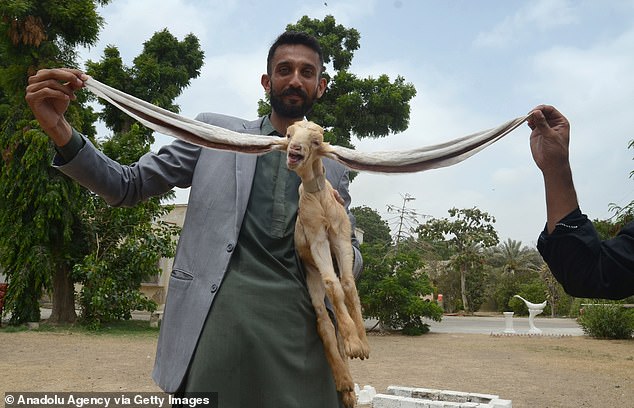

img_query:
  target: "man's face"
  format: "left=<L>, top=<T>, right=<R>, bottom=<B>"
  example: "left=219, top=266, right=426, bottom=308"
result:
left=262, top=44, right=326, bottom=119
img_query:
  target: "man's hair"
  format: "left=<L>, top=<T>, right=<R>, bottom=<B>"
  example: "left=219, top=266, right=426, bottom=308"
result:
left=266, top=31, right=325, bottom=76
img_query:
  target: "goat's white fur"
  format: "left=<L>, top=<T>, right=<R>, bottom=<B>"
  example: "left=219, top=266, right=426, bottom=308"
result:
left=285, top=121, right=368, bottom=407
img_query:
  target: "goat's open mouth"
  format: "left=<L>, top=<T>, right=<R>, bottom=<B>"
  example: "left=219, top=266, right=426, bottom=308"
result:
left=287, top=152, right=304, bottom=167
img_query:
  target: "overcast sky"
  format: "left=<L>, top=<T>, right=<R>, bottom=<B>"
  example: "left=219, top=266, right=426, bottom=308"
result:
left=78, top=0, right=634, bottom=247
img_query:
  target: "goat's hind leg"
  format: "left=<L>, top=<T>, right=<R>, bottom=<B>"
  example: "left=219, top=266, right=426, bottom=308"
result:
left=305, top=264, right=356, bottom=408
left=331, top=234, right=370, bottom=360
left=309, top=236, right=364, bottom=360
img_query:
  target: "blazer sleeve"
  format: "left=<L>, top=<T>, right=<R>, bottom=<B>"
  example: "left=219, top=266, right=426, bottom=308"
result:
left=54, top=130, right=201, bottom=207
left=537, top=208, right=634, bottom=300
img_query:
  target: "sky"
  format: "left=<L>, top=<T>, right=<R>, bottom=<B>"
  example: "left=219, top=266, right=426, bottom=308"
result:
left=77, top=0, right=634, bottom=247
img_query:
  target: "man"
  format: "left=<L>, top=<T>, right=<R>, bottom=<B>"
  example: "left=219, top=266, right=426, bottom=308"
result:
left=528, top=104, right=634, bottom=300
left=25, top=31, right=362, bottom=407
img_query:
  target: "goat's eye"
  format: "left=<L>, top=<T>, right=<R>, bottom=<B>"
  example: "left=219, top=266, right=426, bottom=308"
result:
left=312, top=139, right=320, bottom=146
left=285, top=133, right=291, bottom=139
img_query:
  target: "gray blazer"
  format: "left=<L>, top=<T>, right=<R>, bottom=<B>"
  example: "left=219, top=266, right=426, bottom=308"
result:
left=56, top=113, right=363, bottom=393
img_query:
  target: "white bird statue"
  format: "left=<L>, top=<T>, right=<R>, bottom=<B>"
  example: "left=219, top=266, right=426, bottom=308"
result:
left=513, top=295, right=547, bottom=310
left=513, top=295, right=547, bottom=334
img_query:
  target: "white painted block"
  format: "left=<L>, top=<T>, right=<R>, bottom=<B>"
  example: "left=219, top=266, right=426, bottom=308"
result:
left=490, top=398, right=512, bottom=408
left=372, top=394, right=403, bottom=408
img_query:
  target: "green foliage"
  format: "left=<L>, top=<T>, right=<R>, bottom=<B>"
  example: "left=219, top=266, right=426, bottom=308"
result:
left=358, top=242, right=443, bottom=336
left=259, top=15, right=416, bottom=148
left=350, top=206, right=392, bottom=246
left=487, top=240, right=542, bottom=312
left=0, top=1, right=200, bottom=325
left=72, top=30, right=202, bottom=326
left=429, top=261, right=460, bottom=313
left=79, top=28, right=202, bottom=309
left=578, top=303, right=634, bottom=339
left=86, top=29, right=204, bottom=135
left=418, top=207, right=499, bottom=313
left=0, top=0, right=103, bottom=324
left=73, top=203, right=178, bottom=328
left=464, top=261, right=488, bottom=312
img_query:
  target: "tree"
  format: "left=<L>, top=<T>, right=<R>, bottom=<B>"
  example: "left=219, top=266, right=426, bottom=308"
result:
left=417, top=207, right=499, bottom=313
left=487, top=239, right=541, bottom=312
left=490, top=239, right=540, bottom=276
left=259, top=15, right=417, bottom=148
left=71, top=29, right=203, bottom=327
left=0, top=0, right=106, bottom=324
left=0, top=1, right=202, bottom=325
left=353, top=206, right=441, bottom=335
left=358, top=240, right=443, bottom=335
left=85, top=29, right=204, bottom=136
left=350, top=206, right=391, bottom=246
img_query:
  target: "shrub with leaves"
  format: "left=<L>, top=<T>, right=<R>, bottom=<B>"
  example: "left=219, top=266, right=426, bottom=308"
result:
left=73, top=197, right=179, bottom=329
left=358, top=242, right=443, bottom=335
left=578, top=303, right=634, bottom=339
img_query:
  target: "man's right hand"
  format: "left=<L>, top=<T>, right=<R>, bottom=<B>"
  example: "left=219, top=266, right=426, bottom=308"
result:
left=527, top=104, right=578, bottom=233
left=527, top=104, right=571, bottom=176
left=25, top=68, right=87, bottom=146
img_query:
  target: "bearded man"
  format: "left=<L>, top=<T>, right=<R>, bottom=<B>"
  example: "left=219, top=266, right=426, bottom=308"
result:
left=25, top=31, right=362, bottom=408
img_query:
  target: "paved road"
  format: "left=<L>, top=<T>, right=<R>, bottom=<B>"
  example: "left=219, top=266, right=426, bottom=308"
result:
left=366, top=315, right=584, bottom=336
left=14, top=309, right=584, bottom=336
left=426, top=315, right=584, bottom=336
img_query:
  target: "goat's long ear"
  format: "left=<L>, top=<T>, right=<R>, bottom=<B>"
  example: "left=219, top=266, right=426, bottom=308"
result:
left=318, top=141, right=335, bottom=155
left=84, top=77, right=286, bottom=155
left=84, top=77, right=527, bottom=174
left=324, top=115, right=528, bottom=173
left=275, top=137, right=289, bottom=151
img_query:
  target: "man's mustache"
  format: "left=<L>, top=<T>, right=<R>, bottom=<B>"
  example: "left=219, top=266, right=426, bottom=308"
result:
left=281, top=88, right=308, bottom=99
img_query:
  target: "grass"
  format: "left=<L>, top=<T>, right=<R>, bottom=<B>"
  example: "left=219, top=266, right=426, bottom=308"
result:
left=0, top=319, right=160, bottom=337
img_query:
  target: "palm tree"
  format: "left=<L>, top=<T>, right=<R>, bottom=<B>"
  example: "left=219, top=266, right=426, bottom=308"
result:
left=487, top=239, right=542, bottom=312
left=492, top=239, right=540, bottom=276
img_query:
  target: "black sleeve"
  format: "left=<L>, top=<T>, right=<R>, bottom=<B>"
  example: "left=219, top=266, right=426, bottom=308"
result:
left=537, top=208, right=634, bottom=300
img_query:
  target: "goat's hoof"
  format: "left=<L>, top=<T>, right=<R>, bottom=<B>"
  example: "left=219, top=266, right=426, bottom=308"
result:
left=344, top=337, right=368, bottom=359
left=340, top=389, right=356, bottom=408
left=359, top=341, right=370, bottom=360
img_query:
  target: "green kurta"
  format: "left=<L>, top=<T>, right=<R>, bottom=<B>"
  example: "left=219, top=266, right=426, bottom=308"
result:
left=183, top=119, right=343, bottom=408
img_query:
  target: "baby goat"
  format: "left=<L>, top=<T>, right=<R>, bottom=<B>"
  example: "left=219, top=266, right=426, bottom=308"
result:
left=285, top=121, right=369, bottom=408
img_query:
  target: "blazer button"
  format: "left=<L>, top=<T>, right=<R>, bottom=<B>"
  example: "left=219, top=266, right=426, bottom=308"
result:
left=226, top=243, right=234, bottom=252
left=210, top=284, right=218, bottom=293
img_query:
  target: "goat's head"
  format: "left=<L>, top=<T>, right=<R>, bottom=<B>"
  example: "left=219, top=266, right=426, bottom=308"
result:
left=285, top=121, right=331, bottom=172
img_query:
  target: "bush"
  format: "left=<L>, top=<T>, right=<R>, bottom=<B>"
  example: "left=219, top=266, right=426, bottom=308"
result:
left=358, top=243, right=443, bottom=336
left=578, top=304, right=634, bottom=339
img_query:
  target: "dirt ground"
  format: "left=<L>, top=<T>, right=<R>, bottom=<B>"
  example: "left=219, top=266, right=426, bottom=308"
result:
left=1, top=329, right=632, bottom=408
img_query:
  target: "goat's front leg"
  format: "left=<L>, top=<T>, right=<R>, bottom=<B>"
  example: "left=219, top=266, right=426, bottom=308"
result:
left=308, top=232, right=365, bottom=358
left=305, top=264, right=356, bottom=408
left=330, top=234, right=370, bottom=359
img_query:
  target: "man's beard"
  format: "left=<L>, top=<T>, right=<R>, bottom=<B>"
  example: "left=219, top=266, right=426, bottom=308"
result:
left=269, top=86, right=317, bottom=119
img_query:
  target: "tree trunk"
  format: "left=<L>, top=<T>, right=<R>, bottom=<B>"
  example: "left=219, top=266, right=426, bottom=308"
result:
left=460, top=265, right=469, bottom=313
left=48, top=264, right=76, bottom=323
